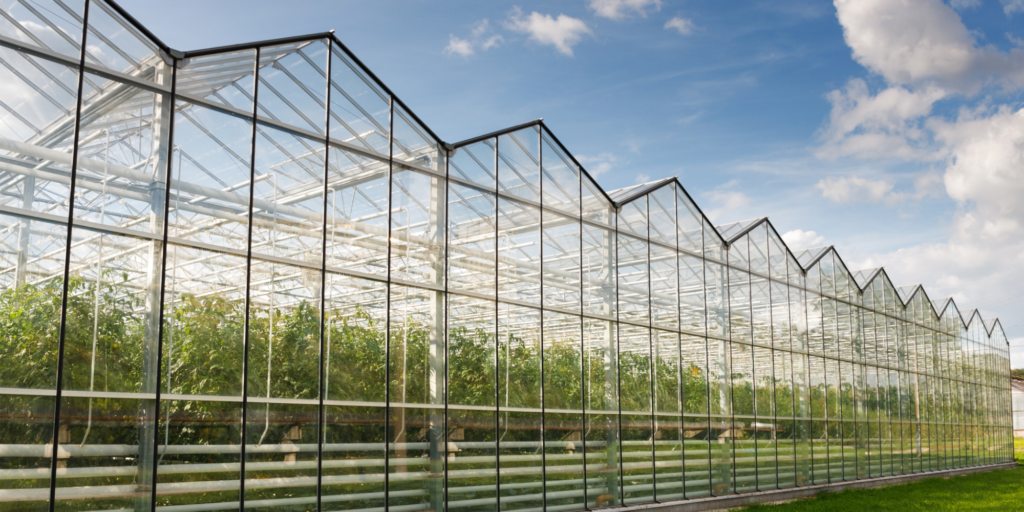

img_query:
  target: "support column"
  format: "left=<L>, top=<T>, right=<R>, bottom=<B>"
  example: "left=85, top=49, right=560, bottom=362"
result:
left=136, top=57, right=173, bottom=512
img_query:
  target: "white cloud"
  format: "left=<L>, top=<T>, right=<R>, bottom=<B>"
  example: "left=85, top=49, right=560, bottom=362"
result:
left=444, top=35, right=474, bottom=57
left=505, top=8, right=592, bottom=56
left=816, top=175, right=901, bottom=205
left=589, top=0, right=661, bottom=20
left=948, top=0, right=980, bottom=10
left=633, top=173, right=651, bottom=184
left=834, top=0, right=1024, bottom=91
left=782, top=229, right=825, bottom=249
left=444, top=19, right=503, bottom=57
left=702, top=181, right=751, bottom=224
left=821, top=0, right=1024, bottom=337
left=1004, top=0, right=1024, bottom=15
left=664, top=17, right=695, bottom=35
left=577, top=152, right=617, bottom=176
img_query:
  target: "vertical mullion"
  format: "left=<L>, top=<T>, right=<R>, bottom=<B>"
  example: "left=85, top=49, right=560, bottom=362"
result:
left=766, top=233, right=778, bottom=490
left=149, top=56, right=179, bottom=510
left=538, top=127, right=546, bottom=512
left=700, top=227, right=711, bottom=496
left=746, top=235, right=755, bottom=490
left=674, top=192, right=685, bottom=499
left=442, top=140, right=450, bottom=512
left=316, top=37, right=334, bottom=512
left=493, top=136, right=500, bottom=512
left=646, top=196, right=656, bottom=502
left=614, top=207, right=624, bottom=501
left=577, top=143, right=586, bottom=508
left=49, top=2, right=92, bottom=510
left=238, top=45, right=261, bottom=512
left=385, top=94, right=394, bottom=512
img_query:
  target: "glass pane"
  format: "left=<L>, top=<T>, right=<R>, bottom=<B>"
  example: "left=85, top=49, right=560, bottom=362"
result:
left=0, top=49, right=78, bottom=218
left=497, top=303, right=541, bottom=511
left=648, top=185, right=675, bottom=247
left=391, top=168, right=445, bottom=286
left=497, top=198, right=539, bottom=304
left=581, top=173, right=613, bottom=228
left=86, top=0, right=163, bottom=82
left=543, top=311, right=584, bottom=510
left=392, top=103, right=440, bottom=172
left=168, top=101, right=253, bottom=251
left=325, top=143, right=388, bottom=277
left=540, top=134, right=579, bottom=216
left=582, top=224, right=615, bottom=319
left=257, top=40, right=328, bottom=135
left=617, top=234, right=649, bottom=326
left=542, top=210, right=580, bottom=311
left=448, top=183, right=496, bottom=297
left=497, top=127, right=539, bottom=203
left=251, top=124, right=324, bottom=261
left=618, top=325, right=652, bottom=504
left=0, top=0, right=84, bottom=58
left=450, top=139, right=495, bottom=190
left=175, top=49, right=256, bottom=112
left=329, top=47, right=389, bottom=156
left=584, top=317, right=619, bottom=507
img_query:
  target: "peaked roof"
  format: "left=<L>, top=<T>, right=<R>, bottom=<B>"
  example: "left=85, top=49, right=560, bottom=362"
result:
left=10, top=0, right=1006, bottom=346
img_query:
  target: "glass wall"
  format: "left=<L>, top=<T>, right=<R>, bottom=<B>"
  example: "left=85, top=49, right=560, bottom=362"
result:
left=0, top=1, right=1013, bottom=511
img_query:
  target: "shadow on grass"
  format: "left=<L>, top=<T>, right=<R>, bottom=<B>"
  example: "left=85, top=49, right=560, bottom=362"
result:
left=741, top=464, right=1024, bottom=512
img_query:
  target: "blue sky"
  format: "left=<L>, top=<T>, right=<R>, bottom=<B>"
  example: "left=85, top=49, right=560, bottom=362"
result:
left=119, top=0, right=1024, bottom=366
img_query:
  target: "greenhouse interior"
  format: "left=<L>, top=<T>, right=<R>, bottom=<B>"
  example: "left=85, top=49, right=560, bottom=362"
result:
left=0, top=1, right=1014, bottom=511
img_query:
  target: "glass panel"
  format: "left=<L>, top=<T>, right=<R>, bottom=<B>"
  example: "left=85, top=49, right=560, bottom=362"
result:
left=86, top=0, right=163, bottom=82
left=653, top=330, right=682, bottom=501
left=251, top=124, right=324, bottom=261
left=581, top=173, right=613, bottom=227
left=175, top=49, right=256, bottom=112
left=650, top=241, right=677, bottom=331
left=391, top=168, right=445, bottom=286
left=0, top=213, right=65, bottom=509
left=540, top=134, right=579, bottom=216
left=392, top=103, right=440, bottom=173
left=447, top=295, right=496, bottom=512
left=450, top=139, right=496, bottom=190
left=0, top=49, right=78, bottom=218
left=329, top=46, right=390, bottom=156
left=325, top=143, right=388, bottom=277
left=155, top=400, right=242, bottom=510
left=55, top=223, right=162, bottom=510
left=617, top=199, right=646, bottom=239
left=679, top=254, right=704, bottom=333
left=680, top=334, right=710, bottom=498
left=0, top=0, right=84, bottom=58
left=448, top=183, right=496, bottom=297
left=388, top=284, right=445, bottom=512
left=542, top=209, right=580, bottom=311
left=618, top=324, right=652, bottom=505
left=322, top=273, right=387, bottom=512
left=582, top=223, right=615, bottom=319
left=497, top=127, right=539, bottom=202
left=543, top=311, right=585, bottom=510
left=497, top=198, right=539, bottom=304
left=257, top=40, right=328, bottom=135
left=648, top=185, right=675, bottom=247
left=497, top=303, right=541, bottom=511
left=676, top=189, right=702, bottom=253
left=584, top=317, right=619, bottom=508
left=617, top=234, right=648, bottom=326
left=168, top=101, right=253, bottom=251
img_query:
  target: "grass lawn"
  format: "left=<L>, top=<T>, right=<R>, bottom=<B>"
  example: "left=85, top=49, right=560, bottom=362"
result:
left=739, top=451, right=1024, bottom=511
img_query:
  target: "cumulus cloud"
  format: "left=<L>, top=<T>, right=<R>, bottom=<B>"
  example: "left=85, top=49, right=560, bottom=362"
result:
left=702, top=181, right=751, bottom=224
left=948, top=0, right=980, bottom=9
left=834, top=0, right=1024, bottom=91
left=577, top=152, right=618, bottom=176
left=782, top=229, right=825, bottom=249
left=1004, top=0, right=1024, bottom=15
left=664, top=17, right=695, bottom=35
left=823, top=0, right=1024, bottom=333
left=505, top=8, right=592, bottom=56
left=444, top=19, right=503, bottom=57
left=589, top=0, right=661, bottom=20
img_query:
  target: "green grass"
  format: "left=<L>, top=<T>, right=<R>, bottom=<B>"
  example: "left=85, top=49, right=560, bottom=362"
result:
left=739, top=459, right=1024, bottom=511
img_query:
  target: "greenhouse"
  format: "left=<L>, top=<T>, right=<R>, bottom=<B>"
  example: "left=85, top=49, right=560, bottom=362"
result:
left=0, top=1, right=1014, bottom=511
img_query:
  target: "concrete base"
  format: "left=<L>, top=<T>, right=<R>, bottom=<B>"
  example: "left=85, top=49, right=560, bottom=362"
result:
left=613, top=463, right=1019, bottom=512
